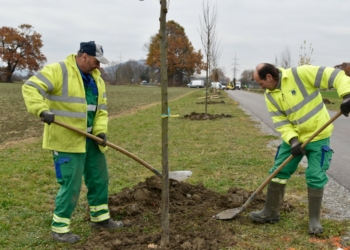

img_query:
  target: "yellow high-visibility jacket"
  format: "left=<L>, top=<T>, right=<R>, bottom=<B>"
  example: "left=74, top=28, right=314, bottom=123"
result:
left=22, top=54, right=108, bottom=153
left=265, top=65, right=350, bottom=144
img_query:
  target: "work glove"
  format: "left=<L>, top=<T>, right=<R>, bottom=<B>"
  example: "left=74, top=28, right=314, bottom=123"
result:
left=96, top=133, right=107, bottom=147
left=40, top=111, right=55, bottom=125
left=289, top=137, right=306, bottom=157
left=340, top=94, right=350, bottom=117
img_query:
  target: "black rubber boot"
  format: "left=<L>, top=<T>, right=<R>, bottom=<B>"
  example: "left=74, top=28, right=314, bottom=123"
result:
left=91, top=218, right=124, bottom=230
left=249, top=181, right=286, bottom=223
left=308, top=187, right=324, bottom=235
left=52, top=232, right=80, bottom=244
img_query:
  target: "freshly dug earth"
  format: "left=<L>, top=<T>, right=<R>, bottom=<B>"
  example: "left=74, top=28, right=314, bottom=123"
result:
left=195, top=101, right=225, bottom=104
left=183, top=112, right=232, bottom=120
left=79, top=176, right=294, bottom=250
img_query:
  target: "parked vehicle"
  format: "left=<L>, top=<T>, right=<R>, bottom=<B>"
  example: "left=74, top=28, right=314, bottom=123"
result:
left=211, top=82, right=223, bottom=89
left=235, top=81, right=242, bottom=90
left=187, top=80, right=204, bottom=88
left=225, top=82, right=234, bottom=90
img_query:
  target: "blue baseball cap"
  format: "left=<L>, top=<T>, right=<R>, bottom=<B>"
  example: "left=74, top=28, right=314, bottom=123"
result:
left=79, top=41, right=109, bottom=64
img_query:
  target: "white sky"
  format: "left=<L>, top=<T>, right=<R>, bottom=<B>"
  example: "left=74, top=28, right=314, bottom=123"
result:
left=1, top=0, right=350, bottom=78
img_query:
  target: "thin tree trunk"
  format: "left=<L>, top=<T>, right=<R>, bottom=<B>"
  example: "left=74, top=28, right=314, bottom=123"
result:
left=159, top=0, right=169, bottom=247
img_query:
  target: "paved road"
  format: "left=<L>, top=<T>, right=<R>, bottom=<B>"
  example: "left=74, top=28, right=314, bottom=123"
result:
left=226, top=90, right=350, bottom=191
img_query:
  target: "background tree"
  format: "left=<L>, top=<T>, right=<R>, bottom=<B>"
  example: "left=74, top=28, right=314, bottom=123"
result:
left=344, top=65, right=350, bottom=77
left=298, top=40, right=314, bottom=66
left=104, top=60, right=150, bottom=85
left=146, top=20, right=203, bottom=86
left=0, top=24, right=46, bottom=82
left=275, top=46, right=292, bottom=68
left=210, top=67, right=225, bottom=83
left=334, top=62, right=350, bottom=79
left=240, top=69, right=257, bottom=88
left=210, top=25, right=222, bottom=83
left=199, top=0, right=220, bottom=115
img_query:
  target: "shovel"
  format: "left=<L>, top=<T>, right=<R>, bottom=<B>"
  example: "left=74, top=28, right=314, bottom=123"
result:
left=213, top=111, right=342, bottom=220
left=53, top=120, right=192, bottom=182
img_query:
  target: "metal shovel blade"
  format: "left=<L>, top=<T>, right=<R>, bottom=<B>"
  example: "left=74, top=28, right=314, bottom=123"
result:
left=213, top=207, right=241, bottom=220
left=169, top=171, right=192, bottom=182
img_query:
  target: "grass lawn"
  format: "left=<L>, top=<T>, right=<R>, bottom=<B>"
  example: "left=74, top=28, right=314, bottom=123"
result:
left=0, top=84, right=349, bottom=249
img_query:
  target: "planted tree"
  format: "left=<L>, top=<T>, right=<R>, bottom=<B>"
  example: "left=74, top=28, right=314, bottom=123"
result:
left=146, top=20, right=203, bottom=86
left=199, top=0, right=221, bottom=115
left=0, top=24, right=46, bottom=82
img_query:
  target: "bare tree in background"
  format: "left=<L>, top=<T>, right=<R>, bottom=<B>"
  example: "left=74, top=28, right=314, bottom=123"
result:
left=275, top=46, right=292, bottom=68
left=298, top=40, right=314, bottom=66
left=280, top=46, right=292, bottom=68
left=104, top=60, right=149, bottom=85
left=199, top=0, right=220, bottom=116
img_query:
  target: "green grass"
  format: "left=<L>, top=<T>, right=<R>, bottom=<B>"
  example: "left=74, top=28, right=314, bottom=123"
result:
left=321, top=89, right=342, bottom=111
left=0, top=84, right=349, bottom=249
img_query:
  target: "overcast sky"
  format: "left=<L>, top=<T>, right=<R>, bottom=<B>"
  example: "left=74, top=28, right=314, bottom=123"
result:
left=2, top=0, right=350, bottom=78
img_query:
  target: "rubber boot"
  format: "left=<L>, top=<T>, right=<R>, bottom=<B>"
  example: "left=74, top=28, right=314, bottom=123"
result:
left=91, top=218, right=124, bottom=230
left=52, top=232, right=80, bottom=244
left=249, top=181, right=286, bottom=223
left=308, top=187, right=324, bottom=235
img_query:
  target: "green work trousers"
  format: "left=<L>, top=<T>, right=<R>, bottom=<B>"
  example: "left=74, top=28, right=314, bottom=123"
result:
left=51, top=139, right=109, bottom=233
left=270, top=137, right=333, bottom=189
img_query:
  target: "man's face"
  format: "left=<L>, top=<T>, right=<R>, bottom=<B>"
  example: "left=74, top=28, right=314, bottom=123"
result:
left=81, top=54, right=100, bottom=74
left=253, top=71, right=277, bottom=90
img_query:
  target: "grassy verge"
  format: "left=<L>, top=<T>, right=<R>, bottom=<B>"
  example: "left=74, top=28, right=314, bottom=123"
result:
left=0, top=85, right=349, bottom=249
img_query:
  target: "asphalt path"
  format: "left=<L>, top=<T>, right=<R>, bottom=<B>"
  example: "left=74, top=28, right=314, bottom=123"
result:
left=226, top=89, right=350, bottom=191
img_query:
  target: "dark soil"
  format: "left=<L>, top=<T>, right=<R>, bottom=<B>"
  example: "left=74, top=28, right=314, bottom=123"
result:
left=195, top=101, right=225, bottom=104
left=183, top=112, right=232, bottom=120
left=79, top=176, right=295, bottom=250
left=323, top=98, right=334, bottom=104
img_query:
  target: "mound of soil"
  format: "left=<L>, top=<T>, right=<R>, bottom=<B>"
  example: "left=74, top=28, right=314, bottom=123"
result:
left=323, top=98, right=334, bottom=104
left=195, top=101, right=225, bottom=104
left=79, top=176, right=294, bottom=250
left=183, top=112, right=232, bottom=120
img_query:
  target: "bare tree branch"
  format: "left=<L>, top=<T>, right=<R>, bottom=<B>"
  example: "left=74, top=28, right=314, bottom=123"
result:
left=198, top=0, right=221, bottom=115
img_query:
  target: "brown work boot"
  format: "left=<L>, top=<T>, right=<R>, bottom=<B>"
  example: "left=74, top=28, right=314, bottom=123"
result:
left=52, top=231, right=80, bottom=244
left=91, top=218, right=124, bottom=230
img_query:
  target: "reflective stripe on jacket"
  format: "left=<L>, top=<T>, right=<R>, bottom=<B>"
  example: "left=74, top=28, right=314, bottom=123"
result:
left=265, top=65, right=350, bottom=144
left=22, top=54, right=108, bottom=153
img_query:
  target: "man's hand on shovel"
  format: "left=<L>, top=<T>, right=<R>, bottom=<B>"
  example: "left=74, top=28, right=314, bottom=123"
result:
left=289, top=137, right=306, bottom=157
left=340, top=94, right=350, bottom=117
left=96, top=133, right=107, bottom=147
left=40, top=111, right=55, bottom=125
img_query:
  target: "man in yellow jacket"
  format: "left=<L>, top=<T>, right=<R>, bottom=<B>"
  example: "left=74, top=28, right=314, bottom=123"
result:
left=250, top=63, right=350, bottom=235
left=22, top=41, right=123, bottom=244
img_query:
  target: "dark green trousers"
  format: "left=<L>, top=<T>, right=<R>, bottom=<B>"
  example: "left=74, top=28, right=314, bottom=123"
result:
left=51, top=139, right=109, bottom=233
left=270, top=137, right=333, bottom=189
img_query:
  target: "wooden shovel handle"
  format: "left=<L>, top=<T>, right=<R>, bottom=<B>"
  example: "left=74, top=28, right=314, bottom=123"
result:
left=53, top=120, right=162, bottom=178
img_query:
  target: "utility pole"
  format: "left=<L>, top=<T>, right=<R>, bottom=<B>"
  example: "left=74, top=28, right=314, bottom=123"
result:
left=119, top=53, right=123, bottom=64
left=232, top=53, right=239, bottom=81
